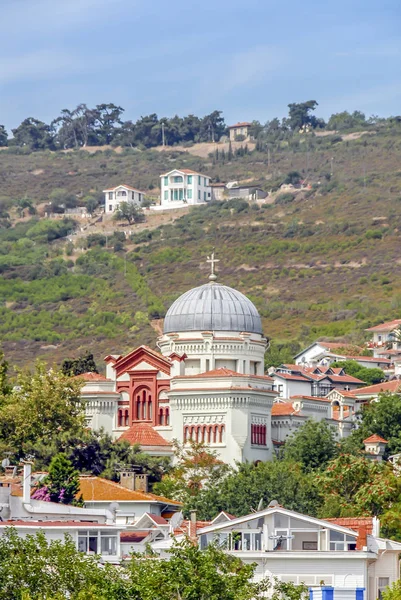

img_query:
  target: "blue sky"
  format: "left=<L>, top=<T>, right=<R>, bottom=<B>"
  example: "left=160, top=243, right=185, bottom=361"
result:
left=1, top=0, right=401, bottom=131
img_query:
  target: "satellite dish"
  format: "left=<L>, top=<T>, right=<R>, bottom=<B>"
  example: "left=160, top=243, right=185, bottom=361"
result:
left=169, top=511, right=184, bottom=530
left=1, top=458, right=10, bottom=469
left=257, top=498, right=264, bottom=511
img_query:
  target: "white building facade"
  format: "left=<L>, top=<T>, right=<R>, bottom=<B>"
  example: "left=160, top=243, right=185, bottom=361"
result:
left=160, top=169, right=211, bottom=207
left=151, top=505, right=401, bottom=600
left=103, top=184, right=145, bottom=214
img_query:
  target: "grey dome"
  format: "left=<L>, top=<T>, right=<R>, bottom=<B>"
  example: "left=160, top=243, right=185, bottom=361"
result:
left=163, top=282, right=263, bottom=334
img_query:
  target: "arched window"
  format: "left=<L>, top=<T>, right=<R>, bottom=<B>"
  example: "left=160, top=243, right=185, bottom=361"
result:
left=118, top=410, right=122, bottom=427
left=207, top=426, right=212, bottom=443
left=124, top=410, right=129, bottom=427
left=159, top=409, right=164, bottom=426
left=136, top=396, right=141, bottom=420
left=165, top=408, right=170, bottom=426
left=190, top=426, right=196, bottom=441
left=219, top=425, right=225, bottom=443
left=213, top=425, right=218, bottom=444
left=148, top=399, right=153, bottom=420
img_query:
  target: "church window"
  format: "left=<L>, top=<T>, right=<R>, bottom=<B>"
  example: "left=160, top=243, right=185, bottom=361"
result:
left=118, top=410, right=122, bottom=427
left=159, top=409, right=164, bottom=426
left=165, top=408, right=170, bottom=426
left=124, top=410, right=129, bottom=427
left=136, top=397, right=141, bottom=419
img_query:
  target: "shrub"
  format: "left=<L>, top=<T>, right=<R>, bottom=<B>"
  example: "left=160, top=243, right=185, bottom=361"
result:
left=365, top=229, right=383, bottom=239
left=275, top=193, right=295, bottom=205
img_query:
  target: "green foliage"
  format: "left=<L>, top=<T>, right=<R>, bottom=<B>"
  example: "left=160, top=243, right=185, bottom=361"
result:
left=344, top=392, right=401, bottom=456
left=318, top=454, right=401, bottom=520
left=168, top=458, right=323, bottom=521
left=264, top=341, right=301, bottom=369
left=0, top=361, right=85, bottom=457
left=41, top=453, right=82, bottom=505
left=275, top=192, right=295, bottom=205
left=282, top=420, right=338, bottom=472
left=61, top=352, right=98, bottom=376
left=153, top=440, right=229, bottom=517
left=113, top=201, right=145, bottom=225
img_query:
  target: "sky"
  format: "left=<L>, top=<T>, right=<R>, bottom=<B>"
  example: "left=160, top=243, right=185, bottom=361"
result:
left=1, top=0, right=401, bottom=131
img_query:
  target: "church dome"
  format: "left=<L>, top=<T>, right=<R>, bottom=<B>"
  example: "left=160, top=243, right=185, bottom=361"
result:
left=163, top=282, right=263, bottom=335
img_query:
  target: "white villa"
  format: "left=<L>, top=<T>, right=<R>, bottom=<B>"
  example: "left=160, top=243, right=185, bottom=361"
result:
left=160, top=169, right=211, bottom=208
left=150, top=504, right=401, bottom=600
left=103, top=184, right=145, bottom=214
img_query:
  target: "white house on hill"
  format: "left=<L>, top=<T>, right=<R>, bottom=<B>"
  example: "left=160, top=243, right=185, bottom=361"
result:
left=151, top=504, right=401, bottom=600
left=160, top=169, right=211, bottom=207
left=103, top=184, right=145, bottom=214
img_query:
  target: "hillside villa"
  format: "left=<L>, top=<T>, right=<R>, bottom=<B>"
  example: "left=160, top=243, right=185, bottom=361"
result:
left=159, top=169, right=211, bottom=208
left=228, top=122, right=252, bottom=141
left=103, top=184, right=145, bottom=214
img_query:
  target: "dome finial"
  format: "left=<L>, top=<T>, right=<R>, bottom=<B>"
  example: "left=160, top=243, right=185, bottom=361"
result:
left=206, top=251, right=219, bottom=282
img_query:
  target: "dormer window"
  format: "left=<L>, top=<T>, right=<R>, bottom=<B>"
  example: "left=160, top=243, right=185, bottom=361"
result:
left=329, top=530, right=357, bottom=551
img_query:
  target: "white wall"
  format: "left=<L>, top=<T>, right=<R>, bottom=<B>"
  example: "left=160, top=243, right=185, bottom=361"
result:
left=160, top=171, right=211, bottom=206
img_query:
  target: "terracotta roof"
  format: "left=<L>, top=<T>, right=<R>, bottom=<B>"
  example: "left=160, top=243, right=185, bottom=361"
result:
left=0, top=520, right=112, bottom=528
left=173, top=368, right=274, bottom=381
left=326, top=374, right=365, bottom=384
left=228, top=122, right=252, bottom=128
left=118, top=423, right=172, bottom=447
left=78, top=476, right=180, bottom=505
left=271, top=402, right=299, bottom=416
left=363, top=434, right=388, bottom=444
left=366, top=320, right=401, bottom=332
left=174, top=520, right=211, bottom=535
left=273, top=372, right=309, bottom=382
left=290, top=395, right=331, bottom=403
left=325, top=517, right=374, bottom=535
left=350, top=379, right=401, bottom=396
left=160, top=169, right=209, bottom=178
left=345, top=355, right=391, bottom=364
left=74, top=372, right=111, bottom=381
left=121, top=530, right=148, bottom=543
left=103, top=184, right=144, bottom=193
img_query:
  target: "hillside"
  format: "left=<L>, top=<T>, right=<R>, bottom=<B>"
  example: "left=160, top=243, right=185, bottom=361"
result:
left=1, top=127, right=401, bottom=368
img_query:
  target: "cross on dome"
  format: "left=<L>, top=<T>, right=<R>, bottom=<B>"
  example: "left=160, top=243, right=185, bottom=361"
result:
left=206, top=252, right=220, bottom=282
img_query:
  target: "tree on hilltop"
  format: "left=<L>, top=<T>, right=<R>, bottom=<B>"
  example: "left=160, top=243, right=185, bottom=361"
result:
left=113, top=201, right=145, bottom=225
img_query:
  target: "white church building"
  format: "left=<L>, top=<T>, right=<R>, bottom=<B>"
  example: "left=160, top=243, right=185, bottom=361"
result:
left=81, top=255, right=363, bottom=465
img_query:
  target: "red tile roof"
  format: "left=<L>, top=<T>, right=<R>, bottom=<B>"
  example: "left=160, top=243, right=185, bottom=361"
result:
left=290, top=395, right=331, bottom=403
left=118, top=423, right=172, bottom=447
left=350, top=379, right=401, bottom=395
left=271, top=402, right=299, bottom=416
left=325, top=517, right=374, bottom=535
left=173, top=368, right=274, bottom=381
left=228, top=122, right=252, bottom=128
left=78, top=476, right=181, bottom=505
left=327, top=374, right=365, bottom=384
left=363, top=434, right=388, bottom=444
left=121, top=531, right=148, bottom=543
left=144, top=514, right=169, bottom=525
left=103, top=184, right=144, bottom=193
left=0, top=520, right=112, bottom=528
left=74, top=372, right=111, bottom=381
left=345, top=355, right=391, bottom=364
left=366, top=320, right=401, bottom=332
left=274, top=372, right=310, bottom=382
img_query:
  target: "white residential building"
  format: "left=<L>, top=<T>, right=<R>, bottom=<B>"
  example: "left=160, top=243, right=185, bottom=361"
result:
left=160, top=169, right=211, bottom=207
left=0, top=463, right=123, bottom=563
left=103, top=184, right=145, bottom=214
left=151, top=504, right=401, bottom=600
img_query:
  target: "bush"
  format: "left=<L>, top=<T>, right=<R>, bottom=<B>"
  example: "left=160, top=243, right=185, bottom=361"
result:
left=365, top=229, right=383, bottom=239
left=275, top=193, right=295, bottom=205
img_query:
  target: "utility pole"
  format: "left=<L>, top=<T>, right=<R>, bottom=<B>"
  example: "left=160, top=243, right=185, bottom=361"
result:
left=162, top=122, right=165, bottom=147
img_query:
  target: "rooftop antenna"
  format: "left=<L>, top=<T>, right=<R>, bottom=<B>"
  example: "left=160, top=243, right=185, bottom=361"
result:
left=206, top=251, right=219, bottom=282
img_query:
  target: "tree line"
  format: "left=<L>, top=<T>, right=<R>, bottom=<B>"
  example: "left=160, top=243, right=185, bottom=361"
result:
left=1, top=100, right=400, bottom=152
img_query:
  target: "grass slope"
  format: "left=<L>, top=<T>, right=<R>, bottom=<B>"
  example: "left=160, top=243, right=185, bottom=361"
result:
left=1, top=128, right=401, bottom=367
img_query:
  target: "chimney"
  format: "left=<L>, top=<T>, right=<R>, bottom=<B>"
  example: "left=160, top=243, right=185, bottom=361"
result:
left=119, top=470, right=148, bottom=493
left=22, top=462, right=32, bottom=504
left=188, top=509, right=197, bottom=541
left=356, top=525, right=367, bottom=550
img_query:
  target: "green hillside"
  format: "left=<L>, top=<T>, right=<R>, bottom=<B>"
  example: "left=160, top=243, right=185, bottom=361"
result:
left=1, top=126, right=401, bottom=368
